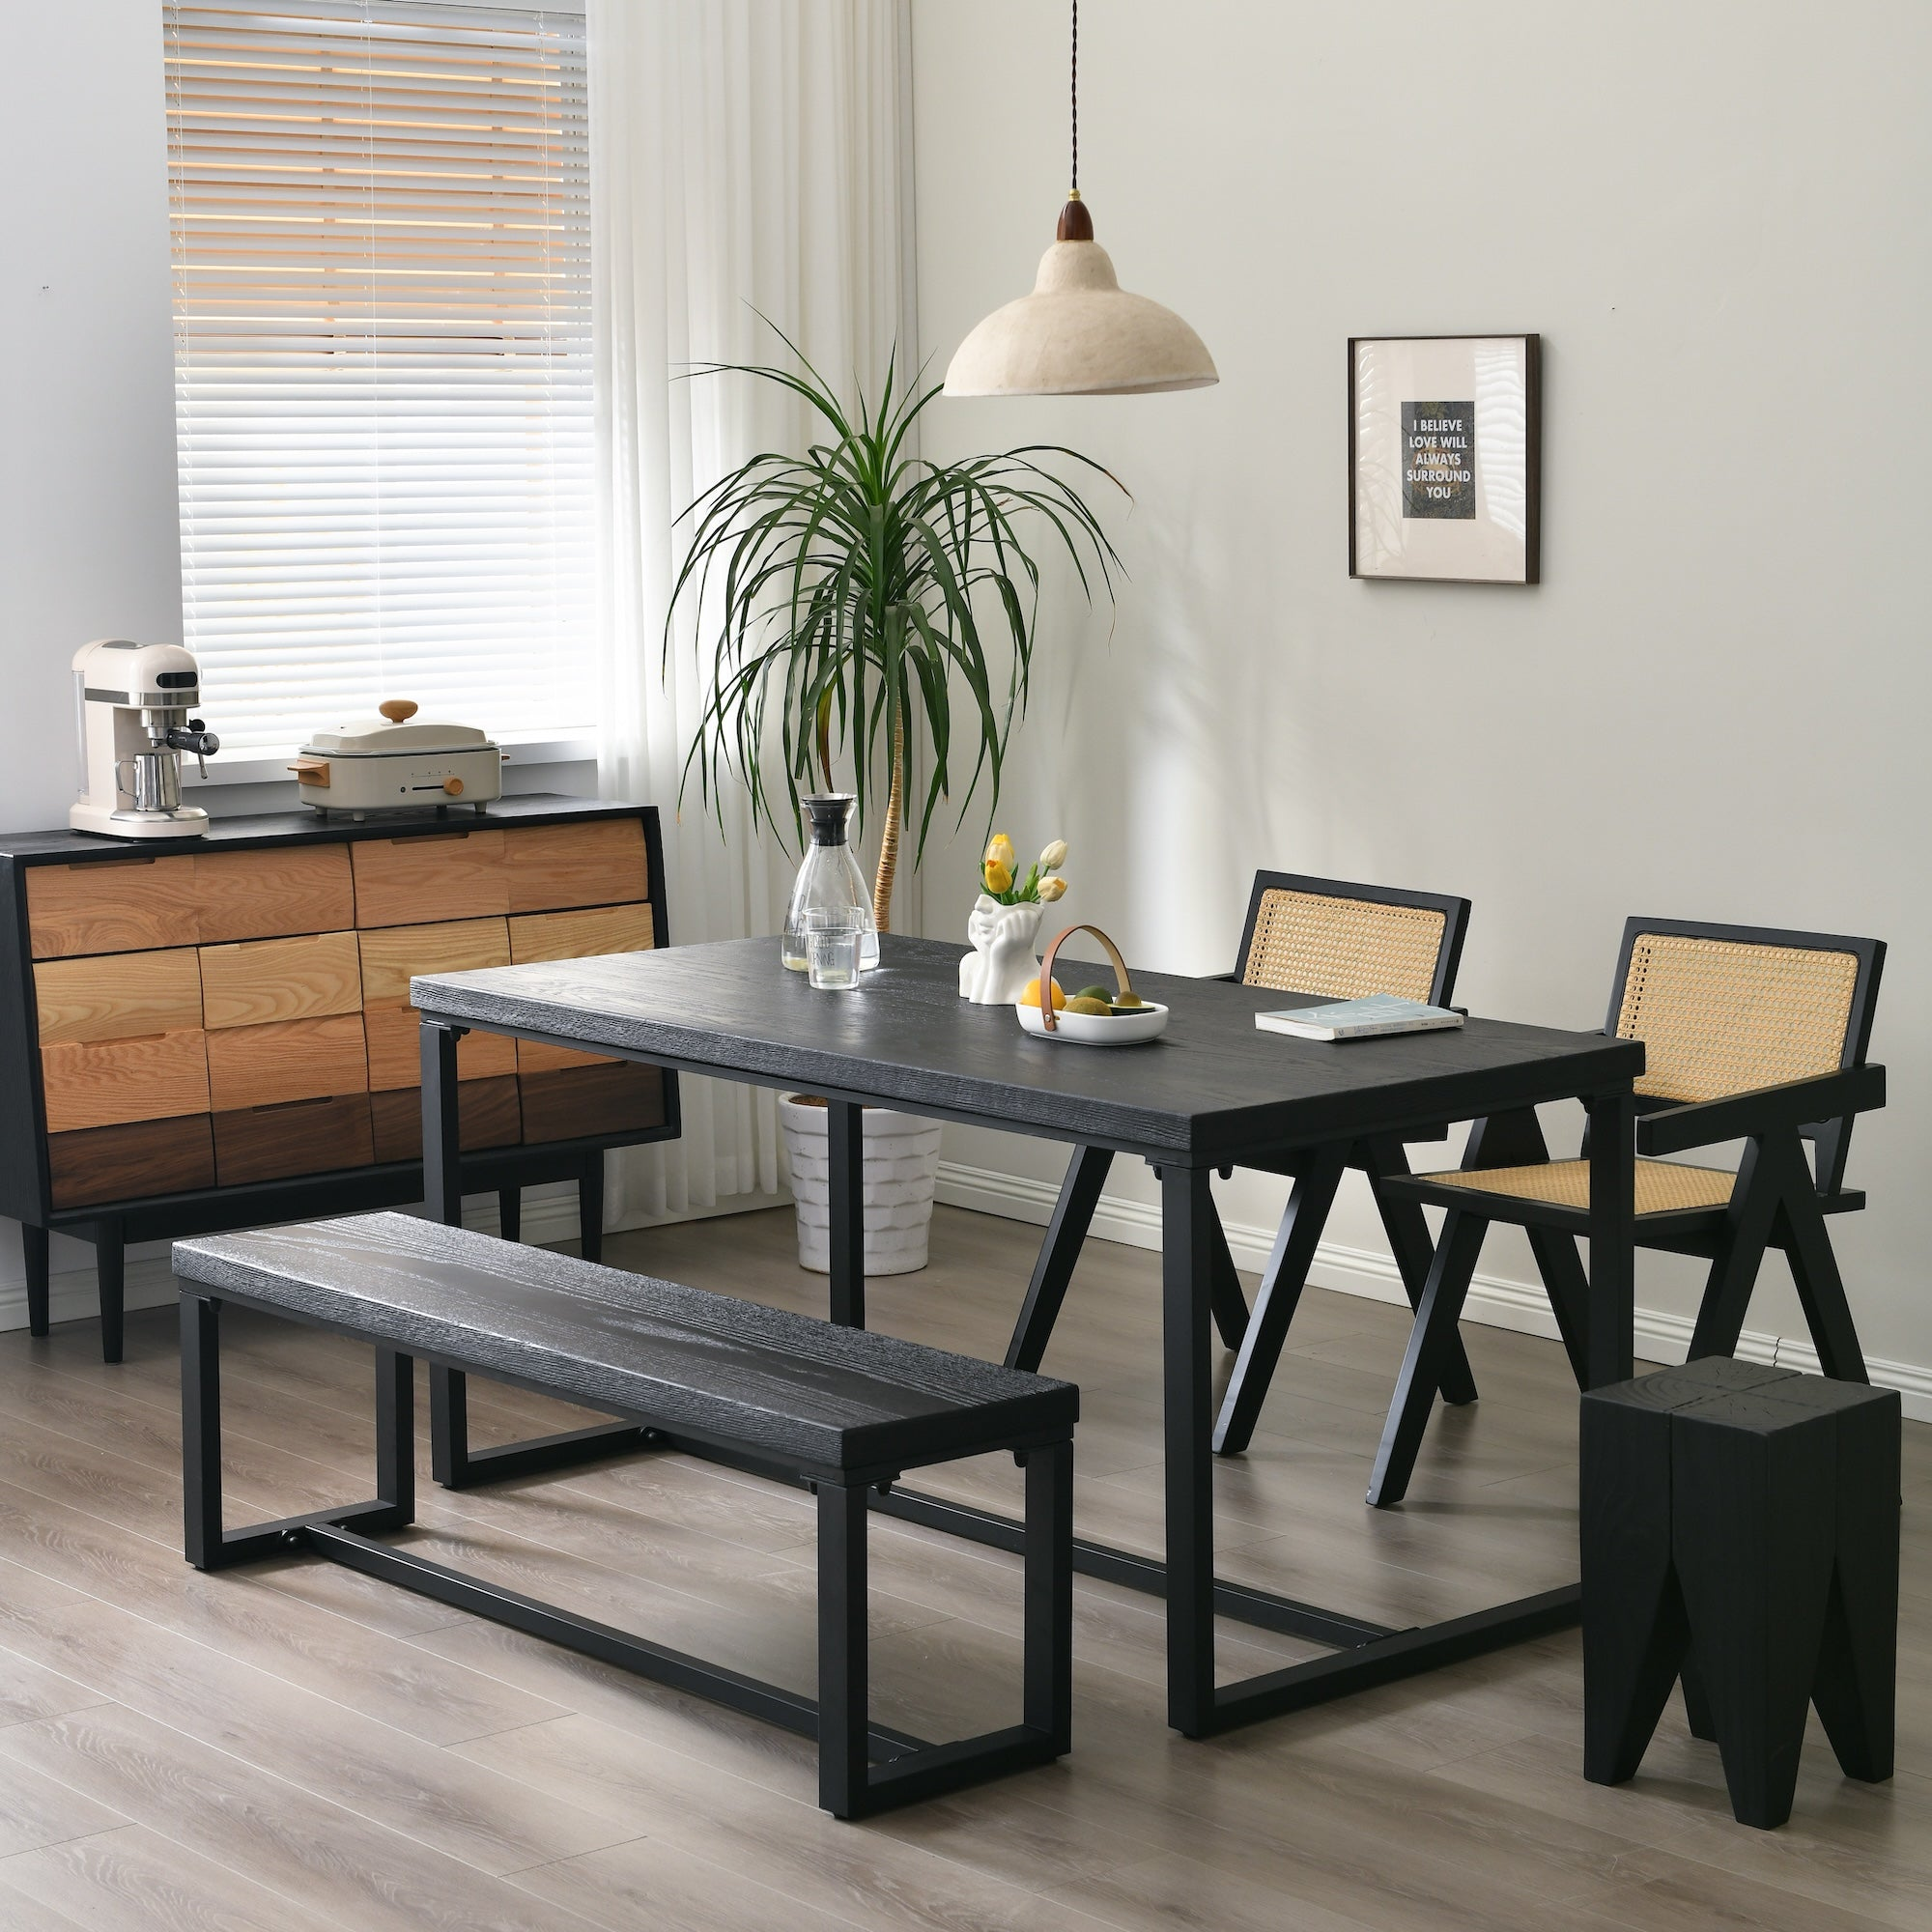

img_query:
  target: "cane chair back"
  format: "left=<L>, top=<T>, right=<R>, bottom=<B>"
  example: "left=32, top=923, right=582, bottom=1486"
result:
left=1236, top=872, right=1471, bottom=1007
left=1606, top=919, right=1886, bottom=1195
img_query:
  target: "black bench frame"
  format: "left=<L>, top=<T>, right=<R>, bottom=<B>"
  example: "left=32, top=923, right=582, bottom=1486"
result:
left=180, top=1287, right=1074, bottom=1820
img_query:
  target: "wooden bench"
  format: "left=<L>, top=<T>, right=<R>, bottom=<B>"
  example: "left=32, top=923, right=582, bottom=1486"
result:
left=172, top=1211, right=1078, bottom=1819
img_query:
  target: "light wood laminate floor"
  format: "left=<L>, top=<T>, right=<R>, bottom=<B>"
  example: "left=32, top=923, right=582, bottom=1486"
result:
left=0, top=1202, right=1925, bottom=1931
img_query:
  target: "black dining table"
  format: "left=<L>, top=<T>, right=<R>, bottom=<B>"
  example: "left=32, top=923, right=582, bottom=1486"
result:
left=412, top=933, right=1644, bottom=1738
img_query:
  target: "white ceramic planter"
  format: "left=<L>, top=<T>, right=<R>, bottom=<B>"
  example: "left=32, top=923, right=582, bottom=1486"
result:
left=778, top=1094, right=944, bottom=1275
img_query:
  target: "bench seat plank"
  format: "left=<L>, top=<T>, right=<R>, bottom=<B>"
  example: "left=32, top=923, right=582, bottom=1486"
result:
left=173, top=1211, right=1075, bottom=1477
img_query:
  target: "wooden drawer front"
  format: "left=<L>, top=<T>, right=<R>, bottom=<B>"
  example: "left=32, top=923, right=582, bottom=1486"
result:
left=48, top=1115, right=216, bottom=1209
left=352, top=830, right=507, bottom=927
left=34, top=949, right=204, bottom=1045
left=364, top=1005, right=518, bottom=1090
left=358, top=918, right=509, bottom=1009
left=200, top=931, right=361, bottom=1030
left=196, top=845, right=355, bottom=943
left=42, top=1031, right=212, bottom=1134
left=508, top=903, right=655, bottom=964
left=213, top=1094, right=374, bottom=1187
left=504, top=818, right=648, bottom=914
left=27, top=855, right=199, bottom=958
left=516, top=1039, right=618, bottom=1075
left=206, top=1013, right=368, bottom=1112
left=520, top=1063, right=666, bottom=1143
left=370, top=1076, right=521, bottom=1163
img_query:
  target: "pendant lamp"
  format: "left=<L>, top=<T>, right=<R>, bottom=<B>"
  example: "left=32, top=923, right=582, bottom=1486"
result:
left=944, top=1, right=1217, bottom=398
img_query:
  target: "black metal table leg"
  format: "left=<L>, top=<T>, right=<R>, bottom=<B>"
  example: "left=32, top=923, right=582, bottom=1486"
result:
left=424, top=1019, right=473, bottom=1483
left=421, top=1019, right=466, bottom=1230
left=827, top=1099, right=865, bottom=1329
left=1162, top=1163, right=1217, bottom=1737
left=1006, top=1144, right=1114, bottom=1371
left=1586, top=1086, right=1636, bottom=1387
left=1213, top=1145, right=1347, bottom=1456
left=497, top=1187, right=522, bottom=1243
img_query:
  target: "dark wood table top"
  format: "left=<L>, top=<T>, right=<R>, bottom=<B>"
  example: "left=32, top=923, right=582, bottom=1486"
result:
left=415, top=936, right=1640, bottom=1165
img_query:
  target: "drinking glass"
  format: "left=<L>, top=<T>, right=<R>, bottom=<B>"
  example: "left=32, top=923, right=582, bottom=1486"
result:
left=807, top=908, right=864, bottom=990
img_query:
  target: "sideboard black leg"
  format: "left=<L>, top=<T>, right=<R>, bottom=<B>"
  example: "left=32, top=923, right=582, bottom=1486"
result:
left=578, top=1156, right=604, bottom=1264
left=497, top=1188, right=522, bottom=1244
left=21, top=1223, right=49, bottom=1338
left=1006, top=1145, right=1113, bottom=1372
left=96, top=1220, right=126, bottom=1364
left=827, top=1100, right=865, bottom=1329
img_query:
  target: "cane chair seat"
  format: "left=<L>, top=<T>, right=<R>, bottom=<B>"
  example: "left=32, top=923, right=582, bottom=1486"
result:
left=1242, top=887, right=1448, bottom=1002
left=1416, top=1156, right=1738, bottom=1219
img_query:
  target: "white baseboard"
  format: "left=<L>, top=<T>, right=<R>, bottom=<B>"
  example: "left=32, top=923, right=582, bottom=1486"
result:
left=935, top=1159, right=1932, bottom=1424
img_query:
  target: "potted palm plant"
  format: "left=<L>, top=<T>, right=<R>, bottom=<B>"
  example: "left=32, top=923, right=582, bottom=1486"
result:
left=668, top=332, right=1123, bottom=1272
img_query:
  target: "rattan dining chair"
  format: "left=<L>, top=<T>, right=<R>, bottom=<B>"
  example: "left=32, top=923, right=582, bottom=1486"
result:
left=1365, top=917, right=1887, bottom=1509
left=1004, top=871, right=1475, bottom=1461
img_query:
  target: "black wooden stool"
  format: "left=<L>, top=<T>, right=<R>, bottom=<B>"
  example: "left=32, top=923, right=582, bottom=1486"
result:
left=1580, top=1356, right=1898, bottom=1828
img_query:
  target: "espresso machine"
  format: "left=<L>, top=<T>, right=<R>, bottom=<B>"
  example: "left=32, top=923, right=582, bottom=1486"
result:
left=71, top=639, right=221, bottom=838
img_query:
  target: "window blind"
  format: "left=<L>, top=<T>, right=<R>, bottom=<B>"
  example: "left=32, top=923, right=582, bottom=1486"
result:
left=163, top=1, right=593, bottom=756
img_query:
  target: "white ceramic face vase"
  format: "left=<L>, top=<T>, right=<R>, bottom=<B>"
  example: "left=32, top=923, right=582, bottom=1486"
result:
left=959, top=894, right=1046, bottom=1005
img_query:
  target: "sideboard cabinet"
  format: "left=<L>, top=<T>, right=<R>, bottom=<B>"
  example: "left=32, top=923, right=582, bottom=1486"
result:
left=0, top=796, right=679, bottom=1358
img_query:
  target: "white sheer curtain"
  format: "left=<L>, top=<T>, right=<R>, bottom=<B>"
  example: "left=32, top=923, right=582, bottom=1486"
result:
left=589, top=0, right=915, bottom=1221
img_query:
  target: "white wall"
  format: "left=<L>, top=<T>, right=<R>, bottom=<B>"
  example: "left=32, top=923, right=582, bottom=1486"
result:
left=0, top=2, right=601, bottom=1325
left=909, top=2, right=1932, bottom=1398
left=0, top=0, right=183, bottom=1314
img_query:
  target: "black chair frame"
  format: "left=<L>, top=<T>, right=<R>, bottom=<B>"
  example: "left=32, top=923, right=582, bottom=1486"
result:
left=1007, top=872, right=1475, bottom=1462
left=1368, top=917, right=1887, bottom=1509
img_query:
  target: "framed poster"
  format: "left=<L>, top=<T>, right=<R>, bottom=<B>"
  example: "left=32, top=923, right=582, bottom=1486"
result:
left=1349, top=334, right=1541, bottom=583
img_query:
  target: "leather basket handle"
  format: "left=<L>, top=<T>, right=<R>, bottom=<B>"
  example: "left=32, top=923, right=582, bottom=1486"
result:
left=1036, top=923, right=1136, bottom=1033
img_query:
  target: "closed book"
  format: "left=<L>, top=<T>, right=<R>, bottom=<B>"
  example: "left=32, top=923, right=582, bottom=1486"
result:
left=1255, top=994, right=1464, bottom=1041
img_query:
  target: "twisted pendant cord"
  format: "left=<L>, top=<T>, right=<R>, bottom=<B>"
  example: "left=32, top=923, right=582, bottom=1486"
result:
left=1070, top=1, right=1078, bottom=194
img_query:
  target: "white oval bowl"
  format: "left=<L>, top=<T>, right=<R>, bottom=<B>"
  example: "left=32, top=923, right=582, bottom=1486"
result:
left=1015, top=1000, right=1169, bottom=1046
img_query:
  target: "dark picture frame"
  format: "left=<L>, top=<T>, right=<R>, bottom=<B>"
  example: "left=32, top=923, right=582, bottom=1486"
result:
left=1349, top=333, right=1542, bottom=584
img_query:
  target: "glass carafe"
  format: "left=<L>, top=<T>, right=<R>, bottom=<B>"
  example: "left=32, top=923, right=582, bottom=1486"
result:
left=782, top=794, right=880, bottom=972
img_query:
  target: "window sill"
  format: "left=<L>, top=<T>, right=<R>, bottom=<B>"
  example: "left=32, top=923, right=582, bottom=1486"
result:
left=182, top=733, right=598, bottom=791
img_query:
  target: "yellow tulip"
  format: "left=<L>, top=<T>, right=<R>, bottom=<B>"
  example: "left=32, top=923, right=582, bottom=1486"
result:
left=1037, top=875, right=1067, bottom=902
left=985, top=832, right=1016, bottom=870
left=1037, top=839, right=1067, bottom=871
left=982, top=859, right=1013, bottom=895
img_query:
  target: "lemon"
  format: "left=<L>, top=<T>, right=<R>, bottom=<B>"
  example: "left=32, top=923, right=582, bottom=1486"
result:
left=1019, top=978, right=1066, bottom=1010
